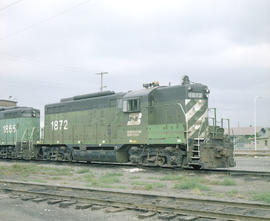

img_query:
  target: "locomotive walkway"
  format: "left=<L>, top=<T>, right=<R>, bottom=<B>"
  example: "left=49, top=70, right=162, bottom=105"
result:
left=0, top=179, right=270, bottom=220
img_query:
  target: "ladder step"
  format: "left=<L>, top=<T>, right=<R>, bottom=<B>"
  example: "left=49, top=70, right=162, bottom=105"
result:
left=191, top=156, right=200, bottom=160
left=193, top=138, right=204, bottom=140
left=189, top=163, right=202, bottom=168
left=192, top=150, right=200, bottom=153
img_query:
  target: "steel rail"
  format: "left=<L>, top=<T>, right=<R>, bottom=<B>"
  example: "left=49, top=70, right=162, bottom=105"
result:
left=192, top=168, right=270, bottom=178
left=234, top=150, right=270, bottom=157
left=0, top=180, right=270, bottom=221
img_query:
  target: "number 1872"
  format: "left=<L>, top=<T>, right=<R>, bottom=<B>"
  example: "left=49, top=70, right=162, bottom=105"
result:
left=50, top=120, right=68, bottom=131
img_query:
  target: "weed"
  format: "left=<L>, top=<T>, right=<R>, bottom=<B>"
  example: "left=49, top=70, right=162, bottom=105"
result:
left=105, top=172, right=123, bottom=177
left=29, top=178, right=47, bottom=183
left=129, top=176, right=141, bottom=179
left=210, top=192, right=226, bottom=198
left=113, top=185, right=127, bottom=190
left=131, top=181, right=147, bottom=186
left=98, top=172, right=122, bottom=184
left=145, top=184, right=153, bottom=190
left=153, top=183, right=166, bottom=188
left=49, top=176, right=62, bottom=180
left=84, top=173, right=95, bottom=183
left=174, top=177, right=210, bottom=191
left=160, top=174, right=184, bottom=181
left=201, top=178, right=221, bottom=185
left=131, top=181, right=166, bottom=190
left=44, top=167, right=74, bottom=176
left=147, top=176, right=160, bottom=180
left=222, top=178, right=236, bottom=186
left=252, top=192, right=270, bottom=203
left=191, top=188, right=202, bottom=195
left=227, top=190, right=239, bottom=197
left=76, top=168, right=90, bottom=174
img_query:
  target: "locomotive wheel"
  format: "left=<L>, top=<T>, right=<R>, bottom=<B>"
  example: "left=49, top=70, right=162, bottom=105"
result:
left=156, top=156, right=166, bottom=166
left=192, top=165, right=202, bottom=170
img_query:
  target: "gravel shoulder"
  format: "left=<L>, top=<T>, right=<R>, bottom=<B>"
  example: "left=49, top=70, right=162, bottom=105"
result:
left=233, top=156, right=270, bottom=172
left=0, top=192, right=141, bottom=221
left=0, top=157, right=270, bottom=205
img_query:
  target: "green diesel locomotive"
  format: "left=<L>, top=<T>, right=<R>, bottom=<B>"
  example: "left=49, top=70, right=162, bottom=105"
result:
left=0, top=106, right=40, bottom=159
left=0, top=76, right=235, bottom=168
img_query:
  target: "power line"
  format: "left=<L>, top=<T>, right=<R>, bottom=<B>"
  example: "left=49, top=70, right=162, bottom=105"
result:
left=0, top=0, right=92, bottom=41
left=0, top=0, right=23, bottom=13
left=0, top=52, right=92, bottom=73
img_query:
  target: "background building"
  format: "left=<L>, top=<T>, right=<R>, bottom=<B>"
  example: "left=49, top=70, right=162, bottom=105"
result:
left=0, top=99, right=17, bottom=108
left=256, top=128, right=270, bottom=149
left=226, top=127, right=270, bottom=149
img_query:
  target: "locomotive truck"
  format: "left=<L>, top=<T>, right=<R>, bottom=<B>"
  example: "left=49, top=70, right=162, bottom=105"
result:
left=0, top=76, right=235, bottom=169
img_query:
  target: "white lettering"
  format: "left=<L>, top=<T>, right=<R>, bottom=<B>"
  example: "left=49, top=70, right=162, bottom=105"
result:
left=127, top=113, right=142, bottom=126
left=3, top=124, right=16, bottom=134
left=50, top=120, right=69, bottom=131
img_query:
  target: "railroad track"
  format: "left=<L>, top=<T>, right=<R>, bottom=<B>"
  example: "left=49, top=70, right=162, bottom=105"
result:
left=234, top=150, right=270, bottom=157
left=0, top=180, right=270, bottom=221
left=1, top=158, right=270, bottom=179
left=191, top=168, right=270, bottom=178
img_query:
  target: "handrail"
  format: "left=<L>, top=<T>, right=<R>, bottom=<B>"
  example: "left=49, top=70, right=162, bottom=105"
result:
left=197, top=117, right=205, bottom=149
left=28, top=127, right=36, bottom=154
left=177, top=103, right=189, bottom=162
left=194, top=119, right=204, bottom=159
left=29, top=127, right=36, bottom=142
left=21, top=129, right=28, bottom=143
left=221, top=118, right=231, bottom=136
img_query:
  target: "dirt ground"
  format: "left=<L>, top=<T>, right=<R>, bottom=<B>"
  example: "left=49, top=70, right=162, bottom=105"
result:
left=233, top=156, right=270, bottom=171
left=0, top=157, right=270, bottom=204
left=0, top=192, right=143, bottom=221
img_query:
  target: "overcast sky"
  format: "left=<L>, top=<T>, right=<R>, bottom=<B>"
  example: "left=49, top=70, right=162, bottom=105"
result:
left=1, top=0, right=269, bottom=128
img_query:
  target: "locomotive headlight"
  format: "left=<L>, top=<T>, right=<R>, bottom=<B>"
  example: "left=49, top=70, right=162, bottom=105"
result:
left=205, top=88, right=210, bottom=94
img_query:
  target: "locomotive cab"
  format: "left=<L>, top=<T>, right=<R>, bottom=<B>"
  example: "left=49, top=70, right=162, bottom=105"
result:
left=126, top=76, right=235, bottom=168
left=0, top=106, right=40, bottom=159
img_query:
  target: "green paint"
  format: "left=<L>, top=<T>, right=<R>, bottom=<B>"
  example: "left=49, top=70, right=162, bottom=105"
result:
left=43, top=82, right=209, bottom=146
left=0, top=117, right=40, bottom=145
left=148, top=123, right=186, bottom=144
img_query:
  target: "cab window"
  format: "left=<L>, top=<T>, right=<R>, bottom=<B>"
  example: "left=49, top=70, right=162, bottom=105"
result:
left=123, top=98, right=140, bottom=112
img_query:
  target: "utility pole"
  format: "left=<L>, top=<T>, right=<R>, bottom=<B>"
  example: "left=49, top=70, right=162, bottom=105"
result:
left=96, top=72, right=108, bottom=92
left=254, top=96, right=261, bottom=151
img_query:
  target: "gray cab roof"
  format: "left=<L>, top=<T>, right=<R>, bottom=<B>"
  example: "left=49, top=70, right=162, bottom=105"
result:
left=123, top=86, right=163, bottom=99
left=0, top=107, right=40, bottom=119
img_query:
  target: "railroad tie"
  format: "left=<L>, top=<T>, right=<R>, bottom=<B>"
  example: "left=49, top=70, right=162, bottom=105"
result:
left=137, top=211, right=156, bottom=219
left=158, top=213, right=177, bottom=220
left=178, top=215, right=198, bottom=221
left=91, top=205, right=106, bottom=211
left=59, top=201, right=77, bottom=208
left=75, top=204, right=93, bottom=209
left=105, top=207, right=126, bottom=213
left=32, top=198, right=50, bottom=203
left=47, top=199, right=66, bottom=205
left=21, top=196, right=36, bottom=201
